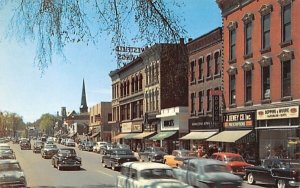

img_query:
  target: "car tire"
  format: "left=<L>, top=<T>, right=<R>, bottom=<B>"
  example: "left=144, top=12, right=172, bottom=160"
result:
left=58, top=165, right=62, bottom=171
left=277, top=179, right=287, bottom=188
left=111, top=164, right=115, bottom=171
left=247, top=173, right=256, bottom=185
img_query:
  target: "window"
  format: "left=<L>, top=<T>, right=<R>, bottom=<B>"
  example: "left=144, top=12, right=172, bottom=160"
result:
left=139, top=74, right=143, bottom=91
left=155, top=89, right=159, bottom=110
left=131, top=77, right=135, bottom=93
left=244, top=22, right=252, bottom=56
left=155, top=63, right=159, bottom=81
left=135, top=75, right=138, bottom=91
left=262, top=66, right=270, bottom=99
left=245, top=70, right=252, bottom=102
left=198, top=91, right=203, bottom=112
left=214, top=52, right=220, bottom=75
left=229, top=75, right=236, bottom=104
left=198, top=58, right=204, bottom=80
left=262, top=14, right=270, bottom=49
left=229, top=29, right=236, bottom=60
left=191, top=61, right=195, bottom=82
left=139, top=100, right=143, bottom=118
left=282, top=60, right=291, bottom=97
left=191, top=93, right=195, bottom=113
left=145, top=67, right=148, bottom=85
left=207, top=89, right=211, bottom=111
left=207, top=55, right=211, bottom=78
left=282, top=3, right=291, bottom=43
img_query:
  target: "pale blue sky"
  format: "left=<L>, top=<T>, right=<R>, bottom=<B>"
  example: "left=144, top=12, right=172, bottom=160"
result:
left=0, top=0, right=222, bottom=123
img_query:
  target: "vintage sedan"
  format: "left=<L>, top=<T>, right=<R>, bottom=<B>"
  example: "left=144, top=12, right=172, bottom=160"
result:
left=51, top=148, right=82, bottom=170
left=41, top=144, right=58, bottom=159
left=164, top=149, right=197, bottom=168
left=102, top=148, right=138, bottom=171
left=174, top=158, right=243, bottom=188
left=139, top=147, right=167, bottom=163
left=245, top=158, right=300, bottom=188
left=0, top=159, right=27, bottom=188
left=211, top=152, right=252, bottom=177
left=32, top=140, right=44, bottom=153
left=65, top=139, right=76, bottom=147
left=0, top=149, right=16, bottom=160
left=19, top=139, right=31, bottom=150
left=116, top=161, right=193, bottom=188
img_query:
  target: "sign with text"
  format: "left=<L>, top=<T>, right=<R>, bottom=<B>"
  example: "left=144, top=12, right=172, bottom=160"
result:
left=189, top=117, right=219, bottom=130
left=223, top=112, right=254, bottom=128
left=212, top=95, right=220, bottom=123
left=121, top=122, right=132, bottom=133
left=257, top=106, right=299, bottom=120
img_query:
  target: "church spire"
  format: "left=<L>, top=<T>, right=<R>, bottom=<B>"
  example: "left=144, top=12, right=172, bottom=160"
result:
left=80, top=79, right=88, bottom=113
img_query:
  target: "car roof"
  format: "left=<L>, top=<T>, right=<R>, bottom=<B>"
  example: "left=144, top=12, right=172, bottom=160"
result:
left=0, top=159, right=18, bottom=164
left=122, top=162, right=172, bottom=171
left=186, top=158, right=226, bottom=165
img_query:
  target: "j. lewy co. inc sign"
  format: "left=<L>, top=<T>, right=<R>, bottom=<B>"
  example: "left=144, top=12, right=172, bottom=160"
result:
left=257, top=106, right=299, bottom=120
left=223, top=112, right=254, bottom=128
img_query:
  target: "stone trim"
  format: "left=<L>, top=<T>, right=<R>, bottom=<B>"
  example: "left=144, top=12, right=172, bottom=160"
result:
left=242, top=13, right=254, bottom=24
left=242, top=61, right=254, bottom=71
left=259, top=4, right=273, bottom=16
left=278, top=49, right=294, bottom=61
left=277, top=0, right=293, bottom=6
left=227, top=66, right=237, bottom=75
left=227, top=21, right=238, bottom=31
left=258, top=56, right=272, bottom=67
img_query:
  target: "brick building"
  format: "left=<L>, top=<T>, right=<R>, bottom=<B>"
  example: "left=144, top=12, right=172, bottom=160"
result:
left=211, top=0, right=300, bottom=159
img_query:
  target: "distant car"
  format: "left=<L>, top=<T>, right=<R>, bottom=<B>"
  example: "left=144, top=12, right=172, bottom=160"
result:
left=41, top=144, right=58, bottom=159
left=65, top=139, right=76, bottom=147
left=33, top=141, right=44, bottom=153
left=60, top=138, right=66, bottom=145
left=174, top=158, right=243, bottom=188
left=52, top=148, right=82, bottom=170
left=102, top=148, right=138, bottom=171
left=0, top=159, right=27, bottom=187
left=100, top=143, right=118, bottom=155
left=19, top=139, right=31, bottom=150
left=82, top=141, right=94, bottom=151
left=245, top=158, right=300, bottom=188
left=164, top=149, right=197, bottom=168
left=116, top=161, right=192, bottom=188
left=0, top=143, right=11, bottom=150
left=211, top=152, right=252, bottom=177
left=0, top=149, right=16, bottom=159
left=139, top=147, right=167, bottom=163
left=93, top=141, right=107, bottom=153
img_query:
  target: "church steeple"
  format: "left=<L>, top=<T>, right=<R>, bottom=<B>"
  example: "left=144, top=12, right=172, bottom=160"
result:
left=80, top=79, right=88, bottom=113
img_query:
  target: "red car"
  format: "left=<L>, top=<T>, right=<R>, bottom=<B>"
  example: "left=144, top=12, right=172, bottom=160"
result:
left=211, top=152, right=252, bottom=177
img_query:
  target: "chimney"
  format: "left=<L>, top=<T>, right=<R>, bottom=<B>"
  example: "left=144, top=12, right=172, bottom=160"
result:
left=188, top=38, right=193, bottom=42
left=180, top=38, right=184, bottom=45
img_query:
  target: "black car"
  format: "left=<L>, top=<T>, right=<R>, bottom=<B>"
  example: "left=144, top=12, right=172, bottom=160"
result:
left=41, top=144, right=58, bottom=159
left=51, top=148, right=82, bottom=170
left=0, top=149, right=16, bottom=160
left=0, top=159, right=27, bottom=187
left=32, top=141, right=44, bottom=153
left=102, top=148, right=138, bottom=171
left=20, top=139, right=31, bottom=150
left=100, top=143, right=118, bottom=155
left=82, top=141, right=94, bottom=151
left=245, top=158, right=300, bottom=188
left=139, top=147, right=167, bottom=163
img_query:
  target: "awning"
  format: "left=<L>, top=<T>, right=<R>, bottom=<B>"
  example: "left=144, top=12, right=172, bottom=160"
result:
left=112, top=133, right=129, bottom=139
left=148, top=131, right=177, bottom=140
left=91, top=131, right=100, bottom=138
left=206, top=130, right=253, bottom=143
left=123, top=133, right=140, bottom=139
left=133, top=132, right=156, bottom=139
left=180, top=131, right=217, bottom=140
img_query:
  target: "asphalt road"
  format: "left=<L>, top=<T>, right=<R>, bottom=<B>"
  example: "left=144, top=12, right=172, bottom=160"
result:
left=9, top=142, right=272, bottom=188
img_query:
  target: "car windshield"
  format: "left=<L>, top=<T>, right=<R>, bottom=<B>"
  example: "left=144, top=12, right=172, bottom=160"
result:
left=224, top=156, right=245, bottom=162
left=45, top=145, right=57, bottom=149
left=204, top=164, right=230, bottom=173
left=114, top=150, right=133, bottom=155
left=60, top=149, right=76, bottom=155
left=140, top=169, right=175, bottom=179
left=35, top=142, right=43, bottom=146
left=0, top=163, right=21, bottom=171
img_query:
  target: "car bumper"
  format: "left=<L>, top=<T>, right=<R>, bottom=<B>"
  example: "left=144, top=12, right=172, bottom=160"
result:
left=289, top=180, right=300, bottom=187
left=58, top=163, right=81, bottom=168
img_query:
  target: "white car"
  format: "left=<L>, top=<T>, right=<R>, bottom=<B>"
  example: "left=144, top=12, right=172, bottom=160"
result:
left=116, top=162, right=193, bottom=188
left=65, top=139, right=76, bottom=147
left=93, top=141, right=107, bottom=153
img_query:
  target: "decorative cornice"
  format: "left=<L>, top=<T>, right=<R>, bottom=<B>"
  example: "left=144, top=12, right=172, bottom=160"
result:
left=278, top=49, right=294, bottom=61
left=259, top=4, right=273, bottom=16
left=227, top=21, right=238, bottom=31
left=227, top=66, right=237, bottom=75
left=277, top=0, right=293, bottom=6
left=258, top=55, right=272, bottom=67
left=242, top=61, right=254, bottom=71
left=242, top=13, right=254, bottom=24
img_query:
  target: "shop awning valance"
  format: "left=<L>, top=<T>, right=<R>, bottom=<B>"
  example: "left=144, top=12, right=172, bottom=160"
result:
left=123, top=133, right=140, bottom=139
left=206, top=130, right=253, bottom=143
left=180, top=131, right=218, bottom=140
left=133, top=132, right=156, bottom=139
left=148, top=131, right=177, bottom=140
left=112, top=133, right=129, bottom=140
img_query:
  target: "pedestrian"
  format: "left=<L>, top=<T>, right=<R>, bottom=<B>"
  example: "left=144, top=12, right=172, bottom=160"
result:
left=197, top=146, right=203, bottom=158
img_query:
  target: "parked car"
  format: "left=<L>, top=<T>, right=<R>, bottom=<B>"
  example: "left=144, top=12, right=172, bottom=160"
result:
left=0, top=143, right=11, bottom=150
left=245, top=158, right=300, bottom=188
left=211, top=152, right=252, bottom=177
left=51, top=148, right=82, bottom=170
left=100, top=143, right=118, bottom=155
left=93, top=141, right=107, bottom=153
left=164, top=149, right=197, bottom=168
left=139, top=147, right=167, bottom=163
left=0, top=159, right=27, bottom=187
left=41, top=144, right=58, bottom=159
left=0, top=149, right=16, bottom=159
left=19, top=139, right=31, bottom=150
left=32, top=140, right=44, bottom=153
left=102, top=148, right=138, bottom=171
left=116, top=161, right=192, bottom=188
left=65, top=139, right=76, bottom=147
left=60, top=138, right=66, bottom=145
left=78, top=140, right=86, bottom=150
left=174, top=158, right=243, bottom=188
left=82, top=141, right=95, bottom=151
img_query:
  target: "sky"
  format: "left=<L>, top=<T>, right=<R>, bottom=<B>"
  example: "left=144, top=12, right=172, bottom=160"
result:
left=0, top=0, right=222, bottom=123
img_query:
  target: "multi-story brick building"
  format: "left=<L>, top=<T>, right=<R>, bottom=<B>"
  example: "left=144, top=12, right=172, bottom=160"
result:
left=182, top=27, right=223, bottom=150
left=211, top=0, right=300, bottom=159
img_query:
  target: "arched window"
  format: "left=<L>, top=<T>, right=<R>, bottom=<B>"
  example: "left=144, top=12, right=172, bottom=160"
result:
left=131, top=77, right=135, bottom=93
left=214, top=52, right=220, bottom=75
left=139, top=74, right=143, bottom=91
left=135, top=75, right=138, bottom=91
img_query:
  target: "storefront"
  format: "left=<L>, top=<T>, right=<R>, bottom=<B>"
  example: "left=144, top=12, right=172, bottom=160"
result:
left=207, top=111, right=257, bottom=160
left=122, top=121, right=143, bottom=151
left=256, top=106, right=300, bottom=159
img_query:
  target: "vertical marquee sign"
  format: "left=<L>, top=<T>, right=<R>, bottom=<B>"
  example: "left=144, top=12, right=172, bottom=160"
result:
left=210, top=90, right=222, bottom=124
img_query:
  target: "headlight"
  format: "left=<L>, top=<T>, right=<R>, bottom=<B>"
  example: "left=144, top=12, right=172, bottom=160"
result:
left=76, top=157, right=81, bottom=161
left=19, top=176, right=27, bottom=185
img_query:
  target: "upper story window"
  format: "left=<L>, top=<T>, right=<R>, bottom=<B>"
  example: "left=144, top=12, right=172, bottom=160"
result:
left=155, top=63, right=159, bottom=81
left=243, top=13, right=254, bottom=57
left=281, top=2, right=292, bottom=44
left=229, top=74, right=236, bottom=105
left=198, top=57, right=204, bottom=80
left=190, top=61, right=195, bottom=82
left=245, top=70, right=252, bottom=103
left=259, top=4, right=272, bottom=51
left=206, top=55, right=212, bottom=78
left=228, top=21, right=237, bottom=62
left=145, top=66, right=148, bottom=85
left=139, top=74, right=143, bottom=91
left=278, top=49, right=294, bottom=99
left=191, top=93, right=195, bottom=114
left=207, top=89, right=211, bottom=111
left=214, top=51, right=220, bottom=75
left=131, top=77, right=135, bottom=93
left=198, top=91, right=203, bottom=113
left=258, top=55, right=272, bottom=101
left=135, top=75, right=138, bottom=91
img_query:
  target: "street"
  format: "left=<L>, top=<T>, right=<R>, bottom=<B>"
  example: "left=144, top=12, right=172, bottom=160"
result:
left=9, top=142, right=272, bottom=188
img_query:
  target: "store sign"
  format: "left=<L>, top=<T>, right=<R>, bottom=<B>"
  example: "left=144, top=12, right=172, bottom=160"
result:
left=189, top=117, right=219, bottom=130
left=121, top=122, right=132, bottom=133
left=224, top=112, right=254, bottom=128
left=257, top=106, right=299, bottom=120
left=212, top=95, right=220, bottom=122
left=132, top=123, right=142, bottom=132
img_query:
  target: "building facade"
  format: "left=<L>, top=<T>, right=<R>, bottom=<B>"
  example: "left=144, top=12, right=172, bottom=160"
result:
left=216, top=0, right=300, bottom=159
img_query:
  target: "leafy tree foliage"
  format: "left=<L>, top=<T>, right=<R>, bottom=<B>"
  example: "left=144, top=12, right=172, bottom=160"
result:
left=0, top=111, right=25, bottom=137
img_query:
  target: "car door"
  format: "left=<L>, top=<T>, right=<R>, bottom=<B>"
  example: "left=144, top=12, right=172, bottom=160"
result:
left=254, top=159, right=273, bottom=183
left=187, top=160, right=198, bottom=186
left=127, top=168, right=138, bottom=188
